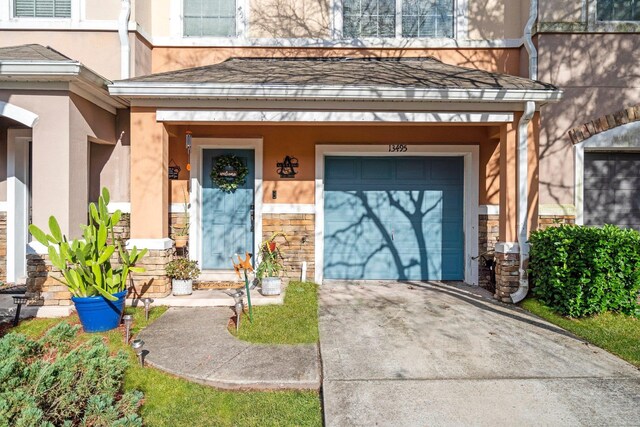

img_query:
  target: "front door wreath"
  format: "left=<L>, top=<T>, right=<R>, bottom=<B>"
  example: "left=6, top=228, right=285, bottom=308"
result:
left=211, top=155, right=249, bottom=192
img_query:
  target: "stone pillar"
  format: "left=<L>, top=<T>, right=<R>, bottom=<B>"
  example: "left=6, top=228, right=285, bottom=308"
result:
left=494, top=250, right=520, bottom=303
left=26, top=253, right=74, bottom=317
left=478, top=212, right=499, bottom=290
left=495, top=116, right=521, bottom=303
left=127, top=107, right=172, bottom=297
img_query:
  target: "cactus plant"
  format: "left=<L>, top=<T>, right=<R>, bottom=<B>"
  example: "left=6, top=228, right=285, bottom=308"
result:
left=29, top=188, right=147, bottom=301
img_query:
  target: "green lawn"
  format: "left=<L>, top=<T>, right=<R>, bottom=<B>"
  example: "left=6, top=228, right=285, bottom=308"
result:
left=521, top=298, right=640, bottom=367
left=5, top=304, right=322, bottom=427
left=232, top=281, right=319, bottom=344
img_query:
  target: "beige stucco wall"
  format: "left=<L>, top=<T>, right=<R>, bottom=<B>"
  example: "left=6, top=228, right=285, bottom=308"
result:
left=133, top=0, right=154, bottom=35
left=0, top=90, right=119, bottom=237
left=85, top=0, right=121, bottom=21
left=0, top=32, right=122, bottom=81
left=152, top=47, right=521, bottom=74
left=150, top=0, right=171, bottom=37
left=248, top=0, right=331, bottom=38
left=539, top=0, right=583, bottom=23
left=537, top=33, right=640, bottom=206
left=133, top=33, right=153, bottom=77
left=468, top=0, right=525, bottom=39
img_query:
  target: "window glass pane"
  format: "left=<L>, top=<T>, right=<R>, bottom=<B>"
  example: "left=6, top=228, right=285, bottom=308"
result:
left=184, top=0, right=236, bottom=37
left=598, top=0, right=639, bottom=20
left=15, top=0, right=70, bottom=18
left=342, top=0, right=395, bottom=38
left=402, top=0, right=453, bottom=38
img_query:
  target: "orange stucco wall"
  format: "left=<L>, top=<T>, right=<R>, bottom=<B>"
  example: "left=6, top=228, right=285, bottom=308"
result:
left=152, top=47, right=521, bottom=75
left=165, top=123, right=501, bottom=207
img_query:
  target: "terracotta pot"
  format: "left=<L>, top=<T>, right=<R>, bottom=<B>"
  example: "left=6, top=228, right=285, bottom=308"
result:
left=174, top=235, right=188, bottom=248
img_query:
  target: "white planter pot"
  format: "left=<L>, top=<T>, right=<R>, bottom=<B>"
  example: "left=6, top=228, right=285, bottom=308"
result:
left=172, top=279, right=193, bottom=296
left=261, top=277, right=282, bottom=296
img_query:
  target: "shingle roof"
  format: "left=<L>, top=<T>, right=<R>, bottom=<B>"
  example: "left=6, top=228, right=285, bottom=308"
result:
left=0, top=44, right=74, bottom=62
left=122, top=57, right=557, bottom=91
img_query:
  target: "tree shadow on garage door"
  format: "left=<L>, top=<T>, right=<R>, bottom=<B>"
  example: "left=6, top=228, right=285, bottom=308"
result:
left=324, top=189, right=445, bottom=280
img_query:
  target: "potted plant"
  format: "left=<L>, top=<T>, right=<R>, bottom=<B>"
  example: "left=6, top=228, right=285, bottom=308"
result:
left=256, top=232, right=287, bottom=296
left=29, top=188, right=147, bottom=333
left=166, top=258, right=200, bottom=296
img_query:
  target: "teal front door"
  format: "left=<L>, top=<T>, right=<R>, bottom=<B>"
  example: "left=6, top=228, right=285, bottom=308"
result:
left=202, top=149, right=255, bottom=270
left=324, top=156, right=464, bottom=281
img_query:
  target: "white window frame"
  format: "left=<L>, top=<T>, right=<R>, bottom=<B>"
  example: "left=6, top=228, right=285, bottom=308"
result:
left=594, top=0, right=640, bottom=22
left=334, top=0, right=467, bottom=40
left=173, top=0, right=247, bottom=40
left=8, top=0, right=80, bottom=22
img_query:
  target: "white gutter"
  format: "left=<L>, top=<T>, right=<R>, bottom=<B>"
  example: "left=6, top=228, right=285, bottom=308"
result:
left=108, top=83, right=561, bottom=103
left=118, top=0, right=131, bottom=79
left=511, top=0, right=538, bottom=303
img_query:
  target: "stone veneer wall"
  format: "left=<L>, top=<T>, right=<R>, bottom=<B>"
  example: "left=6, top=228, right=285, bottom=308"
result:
left=26, top=213, right=171, bottom=309
left=262, top=214, right=315, bottom=282
left=478, top=214, right=499, bottom=291
left=169, top=212, right=188, bottom=240
left=0, top=212, right=6, bottom=283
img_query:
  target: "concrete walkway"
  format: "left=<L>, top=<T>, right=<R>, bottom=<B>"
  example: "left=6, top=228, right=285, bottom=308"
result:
left=137, top=307, right=320, bottom=390
left=319, top=282, right=640, bottom=426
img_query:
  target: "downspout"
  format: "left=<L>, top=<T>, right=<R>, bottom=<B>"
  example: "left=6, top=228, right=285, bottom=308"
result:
left=118, top=0, right=131, bottom=79
left=510, top=0, right=538, bottom=303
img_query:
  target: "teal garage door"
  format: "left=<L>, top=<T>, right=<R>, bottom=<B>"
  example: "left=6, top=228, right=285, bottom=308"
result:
left=323, top=156, right=464, bottom=281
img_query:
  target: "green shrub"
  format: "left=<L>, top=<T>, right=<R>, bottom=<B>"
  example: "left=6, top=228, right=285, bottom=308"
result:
left=0, top=323, right=142, bottom=426
left=529, top=224, right=640, bottom=317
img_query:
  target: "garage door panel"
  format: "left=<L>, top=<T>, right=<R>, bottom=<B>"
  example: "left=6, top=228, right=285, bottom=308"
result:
left=324, top=156, right=464, bottom=281
left=584, top=152, right=640, bottom=230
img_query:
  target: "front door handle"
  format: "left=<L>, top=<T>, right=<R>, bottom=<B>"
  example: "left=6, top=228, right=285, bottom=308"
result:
left=250, top=204, right=255, bottom=232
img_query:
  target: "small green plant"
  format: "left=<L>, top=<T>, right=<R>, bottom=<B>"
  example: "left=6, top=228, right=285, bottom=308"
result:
left=0, top=322, right=143, bottom=426
left=256, top=232, right=287, bottom=279
left=165, top=258, right=201, bottom=280
left=29, top=188, right=147, bottom=301
left=529, top=224, right=640, bottom=317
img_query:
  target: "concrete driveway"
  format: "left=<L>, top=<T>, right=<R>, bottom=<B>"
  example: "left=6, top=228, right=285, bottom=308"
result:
left=319, top=282, right=640, bottom=426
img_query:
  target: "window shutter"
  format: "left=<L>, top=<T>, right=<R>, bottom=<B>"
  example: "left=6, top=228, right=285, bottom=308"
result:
left=14, top=0, right=70, bottom=18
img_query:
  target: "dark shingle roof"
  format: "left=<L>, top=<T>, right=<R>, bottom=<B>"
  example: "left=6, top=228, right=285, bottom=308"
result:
left=122, top=57, right=557, bottom=91
left=0, top=44, right=74, bottom=62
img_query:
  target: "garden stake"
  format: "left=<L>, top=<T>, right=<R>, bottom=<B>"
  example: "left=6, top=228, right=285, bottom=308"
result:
left=232, top=252, right=254, bottom=323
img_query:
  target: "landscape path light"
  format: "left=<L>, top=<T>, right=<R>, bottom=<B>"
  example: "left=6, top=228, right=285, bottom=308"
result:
left=227, top=290, right=245, bottom=332
left=12, top=295, right=28, bottom=327
left=123, top=314, right=134, bottom=344
left=143, top=298, right=154, bottom=321
left=132, top=339, right=145, bottom=367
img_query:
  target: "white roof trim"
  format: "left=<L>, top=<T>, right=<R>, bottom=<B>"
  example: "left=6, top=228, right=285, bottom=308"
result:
left=156, top=109, right=515, bottom=123
left=0, top=100, right=39, bottom=127
left=110, top=83, right=562, bottom=103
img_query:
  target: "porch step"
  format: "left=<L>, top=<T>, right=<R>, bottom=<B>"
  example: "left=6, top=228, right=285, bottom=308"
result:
left=129, top=288, right=284, bottom=308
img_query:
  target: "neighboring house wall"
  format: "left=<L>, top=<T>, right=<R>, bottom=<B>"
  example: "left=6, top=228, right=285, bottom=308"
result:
left=537, top=33, right=640, bottom=207
left=0, top=31, right=123, bottom=80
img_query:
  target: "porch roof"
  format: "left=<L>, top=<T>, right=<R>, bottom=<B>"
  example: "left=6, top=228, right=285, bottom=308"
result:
left=109, top=57, right=562, bottom=104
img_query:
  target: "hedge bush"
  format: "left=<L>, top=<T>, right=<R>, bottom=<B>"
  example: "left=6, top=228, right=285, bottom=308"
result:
left=529, top=224, right=640, bottom=317
left=0, top=322, right=143, bottom=426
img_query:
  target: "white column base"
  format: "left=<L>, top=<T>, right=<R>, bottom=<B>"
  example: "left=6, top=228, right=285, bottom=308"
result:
left=126, top=238, right=173, bottom=250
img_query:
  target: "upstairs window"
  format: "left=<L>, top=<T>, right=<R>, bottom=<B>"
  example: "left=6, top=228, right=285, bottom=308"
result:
left=343, top=0, right=454, bottom=38
left=14, top=0, right=71, bottom=18
left=598, top=0, right=640, bottom=21
left=184, top=0, right=237, bottom=37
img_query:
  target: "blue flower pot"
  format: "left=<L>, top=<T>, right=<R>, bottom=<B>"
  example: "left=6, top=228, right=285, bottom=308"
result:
left=72, top=290, right=127, bottom=333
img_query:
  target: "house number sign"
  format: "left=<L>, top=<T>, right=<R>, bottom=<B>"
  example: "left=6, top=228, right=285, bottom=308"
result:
left=389, top=144, right=408, bottom=152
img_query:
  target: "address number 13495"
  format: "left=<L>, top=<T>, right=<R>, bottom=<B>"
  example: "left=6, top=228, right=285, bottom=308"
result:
left=389, top=144, right=408, bottom=152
